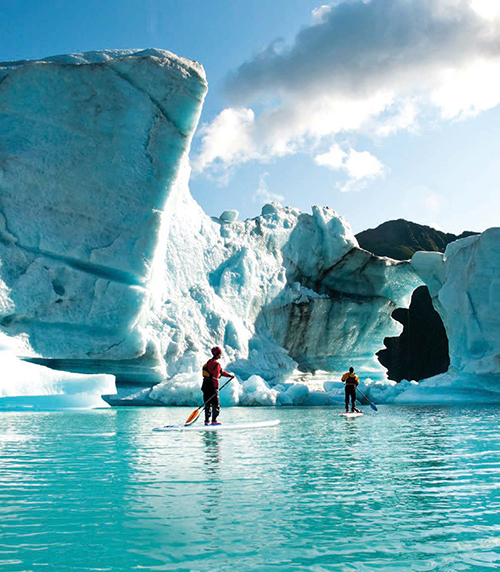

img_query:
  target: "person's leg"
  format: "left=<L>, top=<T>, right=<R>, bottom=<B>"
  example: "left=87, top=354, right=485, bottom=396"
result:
left=212, top=390, right=220, bottom=423
left=345, top=387, right=349, bottom=412
left=203, top=390, right=213, bottom=424
left=349, top=386, right=356, bottom=411
left=351, top=386, right=357, bottom=412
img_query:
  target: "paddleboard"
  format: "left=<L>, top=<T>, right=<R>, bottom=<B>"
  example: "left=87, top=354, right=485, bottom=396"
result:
left=340, top=412, right=364, bottom=418
left=153, top=419, right=280, bottom=432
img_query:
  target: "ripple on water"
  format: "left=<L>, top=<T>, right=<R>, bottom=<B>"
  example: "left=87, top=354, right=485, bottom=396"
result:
left=0, top=406, right=500, bottom=571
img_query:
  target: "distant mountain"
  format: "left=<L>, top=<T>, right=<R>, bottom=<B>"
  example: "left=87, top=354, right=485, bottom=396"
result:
left=355, top=219, right=478, bottom=261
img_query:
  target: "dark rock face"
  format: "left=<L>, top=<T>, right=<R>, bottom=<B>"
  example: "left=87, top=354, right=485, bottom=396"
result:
left=377, top=286, right=449, bottom=382
left=356, top=219, right=477, bottom=261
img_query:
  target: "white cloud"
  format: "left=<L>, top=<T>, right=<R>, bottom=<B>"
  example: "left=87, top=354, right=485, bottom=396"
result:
left=315, top=145, right=385, bottom=192
left=253, top=172, right=285, bottom=204
left=312, top=4, right=335, bottom=24
left=315, top=144, right=346, bottom=170
left=194, top=108, right=259, bottom=173
left=470, top=0, right=500, bottom=20
left=431, top=59, right=500, bottom=119
left=196, top=0, right=500, bottom=177
left=344, top=149, right=385, bottom=181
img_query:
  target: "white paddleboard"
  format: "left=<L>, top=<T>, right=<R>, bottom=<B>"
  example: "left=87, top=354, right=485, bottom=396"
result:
left=340, top=412, right=364, bottom=418
left=153, top=419, right=280, bottom=432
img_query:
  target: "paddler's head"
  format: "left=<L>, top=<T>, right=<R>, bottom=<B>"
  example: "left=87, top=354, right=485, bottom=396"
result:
left=211, top=346, right=222, bottom=359
left=349, top=366, right=354, bottom=373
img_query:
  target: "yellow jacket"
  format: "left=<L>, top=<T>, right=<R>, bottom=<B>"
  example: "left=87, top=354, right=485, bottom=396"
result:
left=342, top=372, right=359, bottom=386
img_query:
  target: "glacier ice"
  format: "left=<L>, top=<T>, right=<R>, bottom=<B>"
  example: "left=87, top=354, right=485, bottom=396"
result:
left=0, top=333, right=114, bottom=409
left=1, top=47, right=498, bottom=408
left=411, top=229, right=500, bottom=386
left=139, top=182, right=423, bottom=407
left=0, top=48, right=208, bottom=390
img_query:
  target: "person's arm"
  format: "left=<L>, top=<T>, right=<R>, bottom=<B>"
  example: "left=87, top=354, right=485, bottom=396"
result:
left=341, top=373, right=348, bottom=382
left=355, top=375, right=360, bottom=386
left=214, top=362, right=223, bottom=389
left=221, top=370, right=232, bottom=378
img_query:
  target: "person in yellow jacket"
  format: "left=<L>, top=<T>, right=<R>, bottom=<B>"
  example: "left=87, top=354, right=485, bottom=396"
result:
left=341, top=367, right=361, bottom=413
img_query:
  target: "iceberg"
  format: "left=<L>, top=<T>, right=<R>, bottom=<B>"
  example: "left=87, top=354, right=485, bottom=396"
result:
left=0, top=48, right=429, bottom=407
left=140, top=188, right=423, bottom=405
left=0, top=334, right=114, bottom=409
left=2, top=47, right=497, bottom=408
left=0, top=48, right=208, bottom=394
left=411, top=229, right=500, bottom=387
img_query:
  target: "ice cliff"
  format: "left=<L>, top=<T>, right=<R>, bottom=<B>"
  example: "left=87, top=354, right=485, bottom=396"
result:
left=408, top=230, right=500, bottom=395
left=137, top=195, right=422, bottom=406
left=0, top=48, right=498, bottom=408
left=0, top=48, right=207, bottom=406
left=369, top=231, right=500, bottom=406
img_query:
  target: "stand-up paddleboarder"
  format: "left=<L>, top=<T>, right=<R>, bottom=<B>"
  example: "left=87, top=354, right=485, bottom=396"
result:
left=341, top=367, right=362, bottom=413
left=202, top=347, right=232, bottom=425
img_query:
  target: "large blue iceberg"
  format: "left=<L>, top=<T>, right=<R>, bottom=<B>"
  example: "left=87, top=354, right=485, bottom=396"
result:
left=0, top=48, right=498, bottom=407
left=0, top=48, right=207, bottom=406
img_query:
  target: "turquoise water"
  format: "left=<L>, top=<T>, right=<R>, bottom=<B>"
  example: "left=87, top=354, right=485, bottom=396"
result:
left=1, top=406, right=500, bottom=571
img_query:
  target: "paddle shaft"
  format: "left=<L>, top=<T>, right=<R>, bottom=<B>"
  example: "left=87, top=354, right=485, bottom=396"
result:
left=185, top=375, right=234, bottom=425
left=202, top=375, right=234, bottom=409
left=356, top=387, right=378, bottom=412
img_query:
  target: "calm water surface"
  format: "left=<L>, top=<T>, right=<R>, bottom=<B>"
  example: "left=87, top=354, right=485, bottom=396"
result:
left=0, top=406, right=499, bottom=571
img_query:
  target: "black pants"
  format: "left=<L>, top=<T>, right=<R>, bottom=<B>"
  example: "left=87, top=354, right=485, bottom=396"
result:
left=345, top=385, right=357, bottom=411
left=203, top=388, right=220, bottom=423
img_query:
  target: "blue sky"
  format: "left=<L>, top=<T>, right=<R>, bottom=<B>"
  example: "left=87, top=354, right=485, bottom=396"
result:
left=1, top=0, right=499, bottom=234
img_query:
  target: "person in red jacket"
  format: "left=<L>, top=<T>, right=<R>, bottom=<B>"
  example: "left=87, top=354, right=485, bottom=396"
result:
left=202, top=346, right=232, bottom=425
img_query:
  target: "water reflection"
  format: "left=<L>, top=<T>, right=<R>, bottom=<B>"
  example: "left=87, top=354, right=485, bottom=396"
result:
left=202, top=431, right=221, bottom=474
left=201, top=432, right=222, bottom=523
left=1, top=406, right=500, bottom=572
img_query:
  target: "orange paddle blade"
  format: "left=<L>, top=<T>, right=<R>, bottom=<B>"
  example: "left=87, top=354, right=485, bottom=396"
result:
left=184, top=407, right=201, bottom=426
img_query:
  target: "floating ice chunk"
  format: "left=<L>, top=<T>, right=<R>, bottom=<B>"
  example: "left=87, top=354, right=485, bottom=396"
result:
left=0, top=334, right=115, bottom=410
left=240, top=375, right=279, bottom=406
left=149, top=373, right=243, bottom=407
left=394, top=372, right=500, bottom=404
left=283, top=383, right=310, bottom=405
left=0, top=48, right=207, bottom=382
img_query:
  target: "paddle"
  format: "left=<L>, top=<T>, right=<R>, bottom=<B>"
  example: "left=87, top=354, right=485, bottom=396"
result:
left=184, top=375, right=235, bottom=426
left=356, top=387, right=378, bottom=412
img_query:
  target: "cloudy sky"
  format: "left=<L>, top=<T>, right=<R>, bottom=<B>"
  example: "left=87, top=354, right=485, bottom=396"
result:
left=2, top=0, right=500, bottom=233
